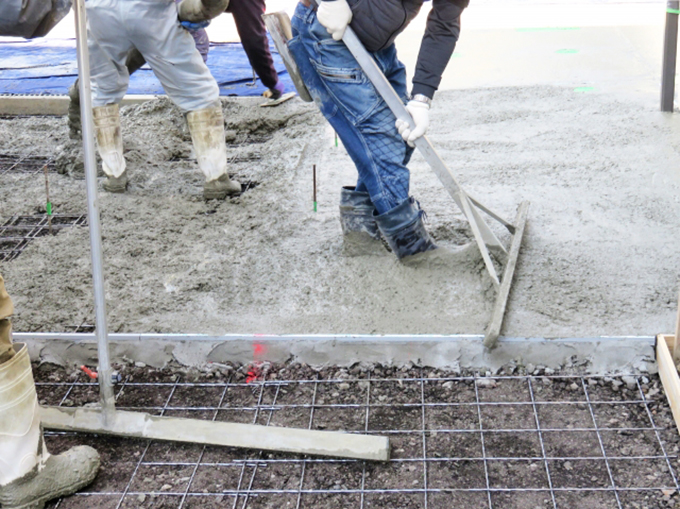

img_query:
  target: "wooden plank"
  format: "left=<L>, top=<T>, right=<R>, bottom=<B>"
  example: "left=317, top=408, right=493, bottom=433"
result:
left=0, top=95, right=158, bottom=116
left=657, top=334, right=680, bottom=435
left=484, top=201, right=530, bottom=349
left=40, top=406, right=390, bottom=461
left=674, top=290, right=680, bottom=362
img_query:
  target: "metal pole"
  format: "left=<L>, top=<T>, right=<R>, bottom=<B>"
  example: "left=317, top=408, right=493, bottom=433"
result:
left=73, top=0, right=116, bottom=421
left=661, top=1, right=679, bottom=112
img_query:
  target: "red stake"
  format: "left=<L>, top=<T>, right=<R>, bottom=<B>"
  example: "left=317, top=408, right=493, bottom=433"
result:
left=80, top=365, right=98, bottom=379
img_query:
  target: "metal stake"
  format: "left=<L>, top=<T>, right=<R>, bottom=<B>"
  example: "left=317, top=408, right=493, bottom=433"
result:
left=662, top=1, right=679, bottom=112
left=73, top=0, right=116, bottom=422
left=43, top=163, right=52, bottom=235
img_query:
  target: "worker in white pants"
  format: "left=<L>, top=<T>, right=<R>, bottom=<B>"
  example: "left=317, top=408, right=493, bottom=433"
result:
left=87, top=0, right=241, bottom=199
left=0, top=275, right=100, bottom=509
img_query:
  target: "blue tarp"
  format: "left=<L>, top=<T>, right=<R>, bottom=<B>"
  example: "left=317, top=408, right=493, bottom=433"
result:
left=0, top=37, right=293, bottom=97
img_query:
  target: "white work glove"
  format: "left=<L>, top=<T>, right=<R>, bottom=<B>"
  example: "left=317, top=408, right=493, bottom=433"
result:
left=395, top=100, right=430, bottom=147
left=317, top=0, right=353, bottom=41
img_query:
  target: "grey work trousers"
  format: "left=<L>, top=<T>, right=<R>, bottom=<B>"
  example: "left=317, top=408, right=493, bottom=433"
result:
left=87, top=0, right=219, bottom=112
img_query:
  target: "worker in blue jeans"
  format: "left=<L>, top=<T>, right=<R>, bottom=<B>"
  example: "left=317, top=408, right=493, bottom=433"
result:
left=289, top=0, right=468, bottom=261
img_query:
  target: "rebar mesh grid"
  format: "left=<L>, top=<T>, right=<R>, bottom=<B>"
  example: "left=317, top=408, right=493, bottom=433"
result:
left=63, top=323, right=96, bottom=333
left=0, top=214, right=87, bottom=261
left=0, top=154, right=55, bottom=175
left=37, top=370, right=680, bottom=509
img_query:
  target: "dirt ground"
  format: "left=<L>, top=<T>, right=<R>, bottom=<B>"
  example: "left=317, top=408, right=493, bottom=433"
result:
left=1, top=86, right=680, bottom=337
left=35, top=361, right=680, bottom=509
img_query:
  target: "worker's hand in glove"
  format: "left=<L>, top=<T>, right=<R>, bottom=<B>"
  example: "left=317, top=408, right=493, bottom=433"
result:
left=317, top=0, right=353, bottom=41
left=395, top=100, right=430, bottom=147
left=181, top=20, right=210, bottom=31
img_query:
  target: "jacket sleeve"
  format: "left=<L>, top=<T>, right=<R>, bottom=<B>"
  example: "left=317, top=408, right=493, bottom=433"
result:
left=411, top=0, right=468, bottom=99
left=0, top=0, right=71, bottom=39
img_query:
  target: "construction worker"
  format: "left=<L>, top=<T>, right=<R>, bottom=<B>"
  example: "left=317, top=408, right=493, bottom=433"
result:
left=69, top=0, right=286, bottom=138
left=226, top=0, right=286, bottom=101
left=0, top=277, right=100, bottom=509
left=0, top=0, right=70, bottom=38
left=288, top=0, right=469, bottom=260
left=86, top=0, right=242, bottom=199
left=68, top=1, right=210, bottom=139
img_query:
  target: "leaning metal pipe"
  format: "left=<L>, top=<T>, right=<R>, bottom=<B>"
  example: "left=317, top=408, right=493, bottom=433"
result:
left=73, top=0, right=116, bottom=422
left=661, top=1, right=679, bottom=112
left=177, top=0, right=230, bottom=23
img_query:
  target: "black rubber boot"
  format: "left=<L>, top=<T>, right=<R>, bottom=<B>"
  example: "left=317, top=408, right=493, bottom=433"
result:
left=339, top=187, right=385, bottom=256
left=374, top=197, right=437, bottom=261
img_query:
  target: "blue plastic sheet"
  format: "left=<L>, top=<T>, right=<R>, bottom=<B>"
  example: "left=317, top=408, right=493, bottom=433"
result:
left=0, top=37, right=293, bottom=97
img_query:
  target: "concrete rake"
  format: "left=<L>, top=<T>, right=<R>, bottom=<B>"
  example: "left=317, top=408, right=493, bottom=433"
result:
left=39, top=0, right=389, bottom=462
left=264, top=11, right=529, bottom=348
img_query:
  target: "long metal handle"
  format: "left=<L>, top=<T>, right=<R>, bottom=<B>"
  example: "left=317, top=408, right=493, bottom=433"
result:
left=73, top=0, right=116, bottom=422
left=662, top=1, right=679, bottom=112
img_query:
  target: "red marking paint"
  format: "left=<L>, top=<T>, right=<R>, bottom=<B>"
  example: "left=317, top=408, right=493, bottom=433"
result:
left=246, top=362, right=260, bottom=384
left=253, top=343, right=265, bottom=356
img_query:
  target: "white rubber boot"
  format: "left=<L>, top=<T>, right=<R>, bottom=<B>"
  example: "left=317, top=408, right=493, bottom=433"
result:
left=93, top=104, right=127, bottom=193
left=186, top=105, right=241, bottom=200
left=0, top=344, right=100, bottom=509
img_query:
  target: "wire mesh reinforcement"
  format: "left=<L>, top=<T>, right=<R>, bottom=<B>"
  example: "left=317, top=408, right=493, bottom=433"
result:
left=0, top=154, right=55, bottom=175
left=0, top=214, right=87, bottom=262
left=38, top=371, right=680, bottom=509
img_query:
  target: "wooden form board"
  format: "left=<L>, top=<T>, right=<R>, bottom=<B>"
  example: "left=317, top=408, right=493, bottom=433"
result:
left=41, top=406, right=390, bottom=461
left=657, top=334, right=680, bottom=435
left=0, top=95, right=158, bottom=116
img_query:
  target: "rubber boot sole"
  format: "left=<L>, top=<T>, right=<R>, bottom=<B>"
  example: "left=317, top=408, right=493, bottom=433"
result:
left=4, top=477, right=95, bottom=509
left=203, top=177, right=241, bottom=200
left=0, top=446, right=100, bottom=509
left=103, top=173, right=128, bottom=193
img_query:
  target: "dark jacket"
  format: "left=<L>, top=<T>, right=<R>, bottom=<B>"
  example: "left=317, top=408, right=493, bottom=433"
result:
left=342, top=0, right=468, bottom=98
left=0, top=0, right=71, bottom=38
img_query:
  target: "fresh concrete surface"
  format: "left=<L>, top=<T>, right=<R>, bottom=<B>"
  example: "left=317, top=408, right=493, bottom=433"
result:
left=16, top=334, right=658, bottom=375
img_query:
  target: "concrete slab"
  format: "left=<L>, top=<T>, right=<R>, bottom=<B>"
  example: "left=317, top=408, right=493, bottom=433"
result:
left=15, top=334, right=657, bottom=375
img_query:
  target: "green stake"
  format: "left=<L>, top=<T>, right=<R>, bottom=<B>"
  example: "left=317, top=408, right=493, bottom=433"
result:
left=313, top=164, right=317, bottom=212
left=334, top=132, right=338, bottom=147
